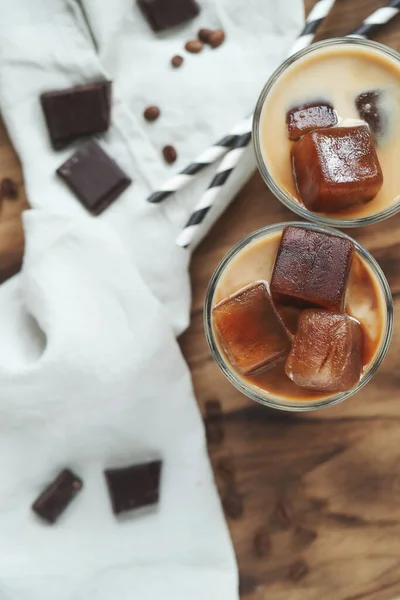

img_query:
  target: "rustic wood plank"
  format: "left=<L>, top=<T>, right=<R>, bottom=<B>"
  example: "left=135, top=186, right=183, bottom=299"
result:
left=1, top=2, right=400, bottom=598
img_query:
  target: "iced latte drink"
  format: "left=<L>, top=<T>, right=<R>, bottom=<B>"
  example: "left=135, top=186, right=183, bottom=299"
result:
left=253, top=38, right=400, bottom=226
left=204, top=223, right=393, bottom=411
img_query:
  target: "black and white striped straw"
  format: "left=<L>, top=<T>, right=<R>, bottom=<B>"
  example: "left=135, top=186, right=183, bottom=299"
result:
left=349, top=0, right=400, bottom=39
left=147, top=117, right=251, bottom=204
left=175, top=123, right=252, bottom=248
left=290, top=0, right=336, bottom=55
left=176, top=0, right=336, bottom=248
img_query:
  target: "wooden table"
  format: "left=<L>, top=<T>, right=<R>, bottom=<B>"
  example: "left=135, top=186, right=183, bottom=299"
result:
left=1, top=1, right=400, bottom=598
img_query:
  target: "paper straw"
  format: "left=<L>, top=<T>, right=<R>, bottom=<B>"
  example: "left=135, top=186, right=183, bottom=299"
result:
left=147, top=118, right=251, bottom=204
left=175, top=125, right=252, bottom=248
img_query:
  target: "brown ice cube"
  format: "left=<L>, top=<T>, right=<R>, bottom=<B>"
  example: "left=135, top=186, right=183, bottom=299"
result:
left=212, top=282, right=291, bottom=376
left=355, top=89, right=387, bottom=139
left=285, top=310, right=363, bottom=393
left=286, top=101, right=337, bottom=141
left=270, top=226, right=354, bottom=312
left=292, top=125, right=383, bottom=212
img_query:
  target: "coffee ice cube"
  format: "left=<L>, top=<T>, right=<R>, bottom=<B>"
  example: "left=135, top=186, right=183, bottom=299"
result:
left=292, top=125, right=383, bottom=212
left=212, top=282, right=291, bottom=376
left=270, top=226, right=354, bottom=311
left=286, top=101, right=337, bottom=141
left=285, top=310, right=363, bottom=393
left=355, top=89, right=387, bottom=139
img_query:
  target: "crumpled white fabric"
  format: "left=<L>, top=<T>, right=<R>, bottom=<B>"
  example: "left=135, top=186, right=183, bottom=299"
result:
left=0, top=0, right=303, bottom=598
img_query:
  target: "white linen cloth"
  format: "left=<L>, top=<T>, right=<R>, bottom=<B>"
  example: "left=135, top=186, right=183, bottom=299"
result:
left=0, top=0, right=303, bottom=598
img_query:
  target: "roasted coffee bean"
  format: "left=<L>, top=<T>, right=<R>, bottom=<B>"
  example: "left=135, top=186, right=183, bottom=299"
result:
left=0, top=177, right=18, bottom=199
left=223, top=493, right=244, bottom=519
left=144, top=106, right=160, bottom=122
left=198, top=28, right=212, bottom=43
left=209, top=29, right=225, bottom=48
left=162, top=145, right=177, bottom=164
left=171, top=54, right=184, bottom=68
left=185, top=39, right=203, bottom=53
left=253, top=529, right=271, bottom=558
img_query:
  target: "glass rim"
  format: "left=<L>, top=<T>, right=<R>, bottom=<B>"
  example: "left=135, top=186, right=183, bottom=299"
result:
left=204, top=221, right=394, bottom=412
left=253, top=37, right=400, bottom=228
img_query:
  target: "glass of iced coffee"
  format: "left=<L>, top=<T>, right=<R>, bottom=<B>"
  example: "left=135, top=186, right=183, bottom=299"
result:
left=204, top=222, right=393, bottom=411
left=253, top=38, right=400, bottom=226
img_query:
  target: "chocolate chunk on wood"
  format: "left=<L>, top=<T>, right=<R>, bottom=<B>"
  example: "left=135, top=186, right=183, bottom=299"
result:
left=32, top=469, right=83, bottom=524
left=40, top=81, right=111, bottom=150
left=56, top=140, right=131, bottom=215
left=104, top=460, right=162, bottom=515
left=138, top=0, right=200, bottom=32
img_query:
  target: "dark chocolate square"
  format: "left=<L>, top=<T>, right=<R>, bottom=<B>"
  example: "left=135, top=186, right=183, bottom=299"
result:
left=104, top=460, right=162, bottom=515
left=32, top=469, right=83, bottom=524
left=56, top=140, right=131, bottom=215
left=137, top=0, right=200, bottom=32
left=41, top=80, right=112, bottom=150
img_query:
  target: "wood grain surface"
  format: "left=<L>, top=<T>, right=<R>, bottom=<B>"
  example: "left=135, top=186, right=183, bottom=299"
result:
left=0, top=1, right=400, bottom=599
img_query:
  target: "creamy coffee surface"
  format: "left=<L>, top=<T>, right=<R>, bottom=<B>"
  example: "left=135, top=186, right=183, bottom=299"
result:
left=260, top=44, right=400, bottom=218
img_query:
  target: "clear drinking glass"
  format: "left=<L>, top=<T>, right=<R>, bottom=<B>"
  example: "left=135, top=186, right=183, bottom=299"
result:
left=204, top=222, right=393, bottom=412
left=253, top=38, right=400, bottom=227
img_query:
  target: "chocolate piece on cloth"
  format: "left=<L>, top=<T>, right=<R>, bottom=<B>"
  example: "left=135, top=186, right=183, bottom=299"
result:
left=32, top=469, right=83, bottom=524
left=56, top=140, right=132, bottom=215
left=137, top=0, right=200, bottom=32
left=40, top=81, right=112, bottom=150
left=105, top=460, right=163, bottom=515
